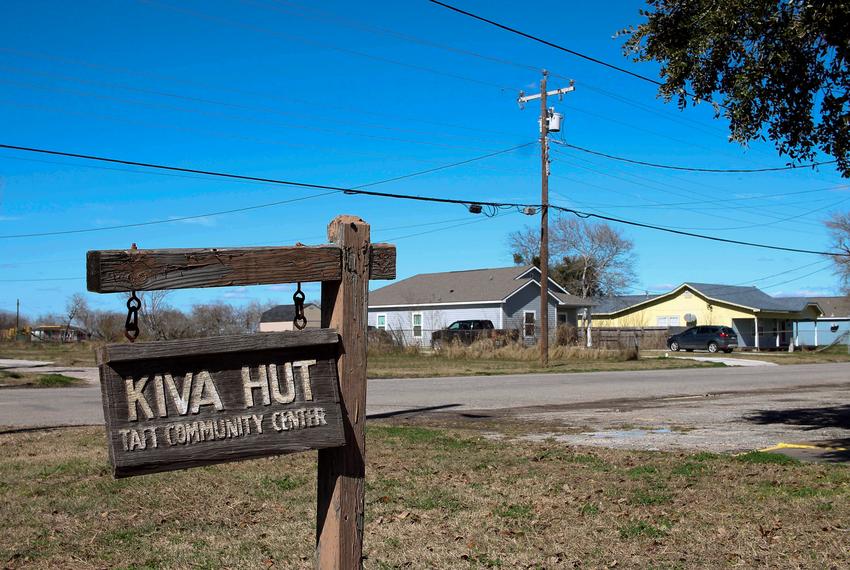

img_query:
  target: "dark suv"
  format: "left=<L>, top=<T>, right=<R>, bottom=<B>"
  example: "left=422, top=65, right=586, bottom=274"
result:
left=431, top=320, right=494, bottom=349
left=667, top=325, right=738, bottom=353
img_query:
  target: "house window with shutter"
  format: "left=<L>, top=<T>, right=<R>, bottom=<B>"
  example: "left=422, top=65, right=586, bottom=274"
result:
left=523, top=311, right=536, bottom=337
left=412, top=313, right=423, bottom=338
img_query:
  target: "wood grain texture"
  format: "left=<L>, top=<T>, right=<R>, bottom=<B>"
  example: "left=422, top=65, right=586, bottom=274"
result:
left=98, top=334, right=345, bottom=478
left=316, top=216, right=370, bottom=570
left=97, top=330, right=339, bottom=365
left=87, top=244, right=395, bottom=292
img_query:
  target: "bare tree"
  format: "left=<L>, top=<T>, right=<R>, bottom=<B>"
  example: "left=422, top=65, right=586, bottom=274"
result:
left=508, top=216, right=637, bottom=297
left=191, top=302, right=243, bottom=337
left=65, top=293, right=90, bottom=341
left=90, top=311, right=126, bottom=342
left=507, top=227, right=541, bottom=265
left=137, top=290, right=191, bottom=340
left=827, top=213, right=850, bottom=293
left=236, top=300, right=274, bottom=333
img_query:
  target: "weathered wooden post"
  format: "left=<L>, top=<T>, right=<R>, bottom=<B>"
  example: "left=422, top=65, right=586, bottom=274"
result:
left=86, top=215, right=394, bottom=568
left=317, top=215, right=369, bottom=569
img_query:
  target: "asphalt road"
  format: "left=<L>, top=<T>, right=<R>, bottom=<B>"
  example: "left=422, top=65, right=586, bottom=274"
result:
left=0, top=360, right=846, bottom=415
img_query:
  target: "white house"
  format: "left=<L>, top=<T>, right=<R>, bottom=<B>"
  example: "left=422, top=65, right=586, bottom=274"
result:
left=367, top=265, right=593, bottom=347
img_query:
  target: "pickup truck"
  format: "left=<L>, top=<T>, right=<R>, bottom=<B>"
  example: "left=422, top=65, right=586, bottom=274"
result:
left=430, top=320, right=497, bottom=349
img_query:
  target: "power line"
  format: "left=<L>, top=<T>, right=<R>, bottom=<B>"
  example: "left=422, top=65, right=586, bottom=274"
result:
left=142, top=0, right=515, bottom=91
left=550, top=204, right=844, bottom=257
left=427, top=0, right=669, bottom=89
left=553, top=141, right=837, bottom=173
left=0, top=75, right=501, bottom=150
left=733, top=259, right=832, bottom=286
left=1, top=142, right=847, bottom=258
left=0, top=142, right=533, bottom=239
left=548, top=149, right=834, bottom=235
left=3, top=215, right=512, bottom=283
left=0, top=48, right=518, bottom=137
left=760, top=265, right=836, bottom=291
left=0, top=191, right=337, bottom=239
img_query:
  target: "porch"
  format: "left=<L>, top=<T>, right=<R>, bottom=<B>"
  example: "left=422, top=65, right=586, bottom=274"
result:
left=732, top=314, right=822, bottom=350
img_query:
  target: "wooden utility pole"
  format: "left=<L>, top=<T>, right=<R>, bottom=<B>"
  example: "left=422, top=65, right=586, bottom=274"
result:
left=316, top=215, right=370, bottom=569
left=539, top=72, right=550, bottom=367
left=518, top=72, right=575, bottom=367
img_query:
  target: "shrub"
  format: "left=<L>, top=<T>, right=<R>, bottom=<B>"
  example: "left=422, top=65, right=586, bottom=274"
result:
left=437, top=339, right=638, bottom=362
left=555, top=324, right=579, bottom=346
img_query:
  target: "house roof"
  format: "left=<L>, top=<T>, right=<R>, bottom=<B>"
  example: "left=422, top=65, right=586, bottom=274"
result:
left=593, top=294, right=661, bottom=314
left=33, top=324, right=88, bottom=333
left=553, top=291, right=598, bottom=307
left=805, top=296, right=850, bottom=318
left=369, top=265, right=593, bottom=307
left=593, top=283, right=822, bottom=315
left=260, top=303, right=318, bottom=323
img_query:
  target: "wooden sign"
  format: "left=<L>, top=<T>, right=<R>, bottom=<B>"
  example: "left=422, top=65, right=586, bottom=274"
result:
left=97, top=329, right=345, bottom=478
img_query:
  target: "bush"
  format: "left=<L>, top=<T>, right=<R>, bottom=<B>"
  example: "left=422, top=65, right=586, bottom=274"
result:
left=439, top=339, right=638, bottom=362
left=367, top=328, right=419, bottom=356
left=555, top=324, right=579, bottom=346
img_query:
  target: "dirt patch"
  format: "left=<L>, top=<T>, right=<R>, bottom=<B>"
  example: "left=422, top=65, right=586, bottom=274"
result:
left=1, top=425, right=848, bottom=568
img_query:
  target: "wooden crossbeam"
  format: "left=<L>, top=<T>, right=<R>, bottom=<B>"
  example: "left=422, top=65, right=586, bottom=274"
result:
left=86, top=243, right=396, bottom=293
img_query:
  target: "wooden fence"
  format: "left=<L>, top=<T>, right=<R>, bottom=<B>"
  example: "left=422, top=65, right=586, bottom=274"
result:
left=580, top=327, right=676, bottom=350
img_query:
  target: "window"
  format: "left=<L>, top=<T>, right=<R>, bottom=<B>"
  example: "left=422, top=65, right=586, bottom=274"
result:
left=376, top=314, right=387, bottom=330
left=448, top=322, right=461, bottom=330
left=523, top=311, right=536, bottom=337
left=412, top=313, right=423, bottom=338
left=656, top=315, right=680, bottom=327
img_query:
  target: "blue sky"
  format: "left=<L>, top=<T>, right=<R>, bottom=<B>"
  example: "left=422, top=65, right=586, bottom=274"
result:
left=1, top=0, right=847, bottom=318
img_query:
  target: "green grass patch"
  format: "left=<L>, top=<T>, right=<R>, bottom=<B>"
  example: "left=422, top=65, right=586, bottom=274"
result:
left=368, top=425, right=475, bottom=450
left=403, top=487, right=463, bottom=512
left=631, top=489, right=672, bottom=506
left=494, top=503, right=533, bottom=519
left=671, top=462, right=708, bottom=477
left=579, top=502, right=600, bottom=516
left=735, top=451, right=800, bottom=465
left=627, top=465, right=659, bottom=478
left=36, top=373, right=80, bottom=387
left=263, top=475, right=304, bottom=492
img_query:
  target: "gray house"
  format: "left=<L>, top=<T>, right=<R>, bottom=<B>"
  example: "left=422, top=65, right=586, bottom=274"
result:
left=259, top=303, right=321, bottom=332
left=795, top=296, right=850, bottom=346
left=367, top=265, right=592, bottom=347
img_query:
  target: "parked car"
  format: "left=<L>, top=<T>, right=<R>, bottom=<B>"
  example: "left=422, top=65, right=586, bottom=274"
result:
left=667, top=325, right=738, bottom=353
left=430, top=320, right=495, bottom=349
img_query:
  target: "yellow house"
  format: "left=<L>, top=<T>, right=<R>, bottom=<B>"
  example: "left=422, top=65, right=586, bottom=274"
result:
left=585, top=283, right=823, bottom=349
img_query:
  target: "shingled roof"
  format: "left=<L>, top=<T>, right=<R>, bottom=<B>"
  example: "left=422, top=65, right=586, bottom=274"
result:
left=593, top=283, right=822, bottom=315
left=260, top=303, right=318, bottom=323
left=805, top=296, right=850, bottom=318
left=369, top=265, right=592, bottom=307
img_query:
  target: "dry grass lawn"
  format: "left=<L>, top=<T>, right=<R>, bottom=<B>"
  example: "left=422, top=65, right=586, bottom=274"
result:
left=1, top=425, right=848, bottom=569
left=1, top=341, right=720, bottom=379
left=367, top=353, right=720, bottom=379
left=0, top=341, right=99, bottom=366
